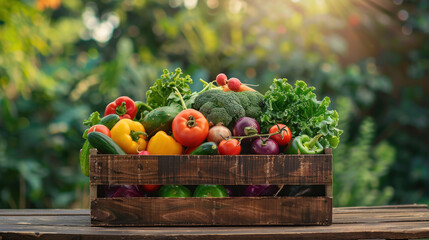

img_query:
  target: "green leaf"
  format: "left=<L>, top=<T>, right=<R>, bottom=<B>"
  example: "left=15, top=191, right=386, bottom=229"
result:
left=260, top=78, right=342, bottom=148
left=146, top=68, right=193, bottom=109
left=82, top=111, right=101, bottom=127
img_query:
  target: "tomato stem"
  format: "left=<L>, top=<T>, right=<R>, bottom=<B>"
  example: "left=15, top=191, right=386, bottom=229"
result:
left=229, top=126, right=289, bottom=141
left=187, top=115, right=197, bottom=128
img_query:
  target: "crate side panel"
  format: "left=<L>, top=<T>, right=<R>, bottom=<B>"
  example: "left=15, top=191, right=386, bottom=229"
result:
left=91, top=197, right=331, bottom=226
left=90, top=154, right=332, bottom=185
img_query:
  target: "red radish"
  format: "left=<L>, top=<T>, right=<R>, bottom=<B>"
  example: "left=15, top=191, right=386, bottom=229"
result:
left=216, top=73, right=228, bottom=86
left=228, top=77, right=241, bottom=91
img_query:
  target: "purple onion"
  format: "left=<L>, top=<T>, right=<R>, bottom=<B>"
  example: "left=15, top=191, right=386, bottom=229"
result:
left=224, top=186, right=235, bottom=197
left=105, top=185, right=145, bottom=198
left=251, top=138, right=279, bottom=155
left=233, top=117, right=260, bottom=137
left=243, top=185, right=279, bottom=197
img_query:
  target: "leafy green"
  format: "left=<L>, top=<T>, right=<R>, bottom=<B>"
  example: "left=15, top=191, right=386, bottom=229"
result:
left=260, top=79, right=343, bottom=148
left=146, top=68, right=193, bottom=109
left=82, top=111, right=101, bottom=139
left=83, top=111, right=101, bottom=126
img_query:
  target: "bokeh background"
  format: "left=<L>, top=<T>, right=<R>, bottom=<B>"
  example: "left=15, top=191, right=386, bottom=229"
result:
left=0, top=0, right=428, bottom=209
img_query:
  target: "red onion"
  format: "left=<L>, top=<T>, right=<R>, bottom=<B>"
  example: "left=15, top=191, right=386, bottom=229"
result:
left=105, top=185, right=145, bottom=198
left=251, top=138, right=279, bottom=155
left=243, top=185, right=279, bottom=197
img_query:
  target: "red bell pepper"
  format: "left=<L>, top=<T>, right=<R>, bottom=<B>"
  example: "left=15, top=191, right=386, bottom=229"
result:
left=104, top=96, right=137, bottom=120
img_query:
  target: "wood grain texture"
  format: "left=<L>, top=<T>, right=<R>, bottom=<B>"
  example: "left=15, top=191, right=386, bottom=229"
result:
left=0, top=209, right=88, bottom=216
left=91, top=197, right=332, bottom=226
left=89, top=153, right=332, bottom=185
left=89, top=150, right=333, bottom=226
left=1, top=205, right=429, bottom=240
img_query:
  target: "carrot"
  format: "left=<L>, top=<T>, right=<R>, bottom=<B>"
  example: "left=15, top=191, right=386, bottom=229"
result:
left=222, top=85, right=231, bottom=92
left=222, top=84, right=256, bottom=92
left=237, top=84, right=256, bottom=92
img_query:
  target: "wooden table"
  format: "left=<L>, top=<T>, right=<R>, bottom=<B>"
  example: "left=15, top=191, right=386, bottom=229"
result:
left=0, top=204, right=428, bottom=239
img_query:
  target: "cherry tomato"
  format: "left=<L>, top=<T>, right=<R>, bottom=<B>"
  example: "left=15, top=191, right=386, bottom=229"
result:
left=218, top=139, right=241, bottom=155
left=141, top=185, right=162, bottom=193
left=88, top=124, right=111, bottom=137
left=269, top=124, right=291, bottom=146
left=172, top=109, right=209, bottom=147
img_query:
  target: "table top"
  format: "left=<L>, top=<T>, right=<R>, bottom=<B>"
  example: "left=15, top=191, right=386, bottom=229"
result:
left=0, top=204, right=428, bottom=240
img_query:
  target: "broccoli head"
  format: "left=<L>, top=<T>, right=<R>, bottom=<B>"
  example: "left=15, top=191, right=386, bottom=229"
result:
left=235, top=91, right=264, bottom=119
left=193, top=90, right=245, bottom=126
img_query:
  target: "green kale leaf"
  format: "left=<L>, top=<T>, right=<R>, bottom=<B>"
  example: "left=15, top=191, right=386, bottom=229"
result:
left=260, top=79, right=343, bottom=148
left=146, top=68, right=193, bottom=109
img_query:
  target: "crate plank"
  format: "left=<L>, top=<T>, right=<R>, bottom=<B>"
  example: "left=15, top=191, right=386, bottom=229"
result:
left=2, top=205, right=429, bottom=240
left=90, top=154, right=332, bottom=185
left=91, top=196, right=332, bottom=226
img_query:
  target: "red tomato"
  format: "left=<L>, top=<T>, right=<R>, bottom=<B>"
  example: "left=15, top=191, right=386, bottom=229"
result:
left=269, top=124, right=291, bottom=146
left=141, top=185, right=162, bottom=193
left=218, top=139, right=241, bottom=155
left=184, top=146, right=198, bottom=154
left=88, top=124, right=111, bottom=137
left=172, top=109, right=209, bottom=147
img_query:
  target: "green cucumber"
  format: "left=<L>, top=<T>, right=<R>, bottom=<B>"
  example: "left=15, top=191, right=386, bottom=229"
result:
left=80, top=139, right=92, bottom=177
left=190, top=142, right=218, bottom=155
left=87, top=132, right=126, bottom=155
left=141, top=106, right=181, bottom=137
left=99, top=114, right=120, bottom=129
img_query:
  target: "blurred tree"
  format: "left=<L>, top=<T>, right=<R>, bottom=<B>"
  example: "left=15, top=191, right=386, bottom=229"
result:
left=0, top=0, right=427, bottom=208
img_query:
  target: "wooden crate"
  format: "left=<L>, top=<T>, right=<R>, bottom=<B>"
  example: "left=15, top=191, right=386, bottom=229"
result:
left=89, top=148, right=333, bottom=226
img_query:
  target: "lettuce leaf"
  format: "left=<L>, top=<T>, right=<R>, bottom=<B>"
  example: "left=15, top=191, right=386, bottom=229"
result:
left=260, top=79, right=343, bottom=148
left=146, top=68, right=193, bottom=109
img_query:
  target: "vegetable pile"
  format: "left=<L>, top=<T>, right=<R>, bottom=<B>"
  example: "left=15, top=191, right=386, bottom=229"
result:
left=80, top=68, right=342, bottom=198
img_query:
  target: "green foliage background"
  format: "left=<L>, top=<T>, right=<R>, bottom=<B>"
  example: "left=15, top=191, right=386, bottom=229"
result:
left=0, top=0, right=428, bottom=208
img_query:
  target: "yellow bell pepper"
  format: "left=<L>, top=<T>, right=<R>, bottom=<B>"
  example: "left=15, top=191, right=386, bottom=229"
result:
left=111, top=119, right=147, bottom=154
left=147, top=131, right=183, bottom=155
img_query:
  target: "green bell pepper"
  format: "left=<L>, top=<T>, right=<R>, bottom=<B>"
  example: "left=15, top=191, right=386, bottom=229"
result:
left=134, top=101, right=153, bottom=121
left=285, top=134, right=324, bottom=154
left=193, top=185, right=227, bottom=197
left=159, top=185, right=191, bottom=198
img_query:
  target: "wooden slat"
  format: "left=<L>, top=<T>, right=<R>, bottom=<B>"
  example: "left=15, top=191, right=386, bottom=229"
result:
left=334, top=204, right=428, bottom=210
left=91, top=197, right=332, bottom=226
left=89, top=154, right=332, bottom=185
left=334, top=211, right=429, bottom=224
left=0, top=216, right=89, bottom=226
left=0, top=209, right=88, bottom=216
left=2, top=221, right=429, bottom=240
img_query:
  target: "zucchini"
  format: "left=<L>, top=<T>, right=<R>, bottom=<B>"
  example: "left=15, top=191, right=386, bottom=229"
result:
left=87, top=132, right=126, bottom=155
left=99, top=114, right=120, bottom=129
left=190, top=142, right=218, bottom=155
left=80, top=139, right=92, bottom=177
left=141, top=106, right=181, bottom=137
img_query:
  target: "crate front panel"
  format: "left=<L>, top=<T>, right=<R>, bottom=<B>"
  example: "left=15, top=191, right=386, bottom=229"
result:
left=91, top=196, right=332, bottom=226
left=90, top=154, right=332, bottom=185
